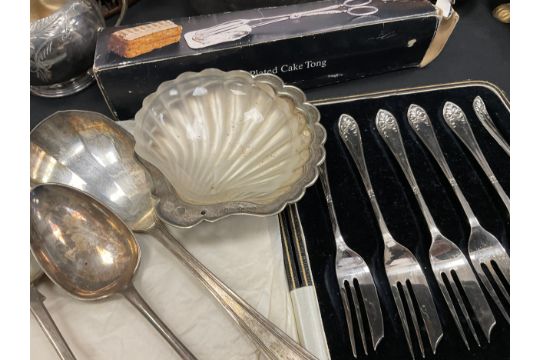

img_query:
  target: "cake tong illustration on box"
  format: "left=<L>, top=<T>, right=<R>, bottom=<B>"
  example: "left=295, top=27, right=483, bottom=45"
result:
left=184, top=0, right=379, bottom=49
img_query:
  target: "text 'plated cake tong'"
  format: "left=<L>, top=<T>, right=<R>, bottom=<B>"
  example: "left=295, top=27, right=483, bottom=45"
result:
left=376, top=109, right=496, bottom=349
left=319, top=161, right=384, bottom=358
left=338, top=114, right=443, bottom=359
left=407, top=104, right=509, bottom=322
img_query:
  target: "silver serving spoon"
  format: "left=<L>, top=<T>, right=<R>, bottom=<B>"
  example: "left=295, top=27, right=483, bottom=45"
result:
left=31, top=253, right=77, bottom=360
left=30, top=184, right=197, bottom=360
left=30, top=110, right=315, bottom=360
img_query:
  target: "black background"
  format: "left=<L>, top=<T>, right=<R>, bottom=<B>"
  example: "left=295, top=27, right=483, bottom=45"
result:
left=30, top=0, right=509, bottom=128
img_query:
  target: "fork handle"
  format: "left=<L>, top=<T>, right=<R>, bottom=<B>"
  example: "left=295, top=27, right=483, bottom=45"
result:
left=338, top=114, right=391, bottom=237
left=407, top=105, right=480, bottom=227
left=443, top=102, right=509, bottom=211
left=472, top=96, right=510, bottom=156
left=318, top=162, right=347, bottom=248
left=149, top=221, right=318, bottom=360
left=375, top=110, right=441, bottom=236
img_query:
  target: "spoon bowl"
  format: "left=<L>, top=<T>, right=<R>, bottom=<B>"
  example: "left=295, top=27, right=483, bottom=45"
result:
left=30, top=184, right=139, bottom=300
left=30, top=184, right=197, bottom=359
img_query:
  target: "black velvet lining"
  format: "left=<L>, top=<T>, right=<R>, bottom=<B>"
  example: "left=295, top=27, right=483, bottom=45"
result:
left=298, top=84, right=509, bottom=360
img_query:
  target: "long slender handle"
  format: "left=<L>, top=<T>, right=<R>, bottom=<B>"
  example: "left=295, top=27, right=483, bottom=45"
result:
left=149, top=221, right=317, bottom=360
left=375, top=109, right=440, bottom=235
left=318, top=162, right=346, bottom=247
left=122, top=284, right=198, bottom=360
left=338, top=114, right=391, bottom=236
left=30, top=284, right=77, bottom=360
left=472, top=96, right=510, bottom=155
left=407, top=105, right=479, bottom=226
left=443, top=102, right=510, bottom=211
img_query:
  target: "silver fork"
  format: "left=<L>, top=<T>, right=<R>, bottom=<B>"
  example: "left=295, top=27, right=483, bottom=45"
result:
left=375, top=109, right=496, bottom=349
left=472, top=96, right=510, bottom=156
left=407, top=104, right=510, bottom=323
left=338, top=114, right=443, bottom=359
left=443, top=101, right=510, bottom=211
left=319, top=161, right=384, bottom=358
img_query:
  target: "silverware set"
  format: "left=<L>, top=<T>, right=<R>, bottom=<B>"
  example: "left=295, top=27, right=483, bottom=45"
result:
left=321, top=99, right=509, bottom=358
left=30, top=111, right=318, bottom=360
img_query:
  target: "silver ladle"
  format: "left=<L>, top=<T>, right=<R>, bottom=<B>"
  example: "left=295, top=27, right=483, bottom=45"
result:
left=31, top=253, right=77, bottom=360
left=30, top=184, right=197, bottom=359
left=30, top=110, right=316, bottom=360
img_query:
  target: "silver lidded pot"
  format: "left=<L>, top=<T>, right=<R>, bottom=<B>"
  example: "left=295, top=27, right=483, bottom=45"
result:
left=30, top=0, right=105, bottom=97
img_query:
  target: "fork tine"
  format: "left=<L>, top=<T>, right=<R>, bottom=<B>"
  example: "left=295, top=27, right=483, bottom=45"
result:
left=474, top=263, right=510, bottom=323
left=340, top=285, right=357, bottom=358
left=409, top=281, right=444, bottom=354
left=402, top=283, right=425, bottom=358
left=453, top=265, right=497, bottom=342
left=349, top=283, right=368, bottom=355
left=433, top=272, right=470, bottom=350
left=390, top=285, right=416, bottom=359
left=485, top=260, right=510, bottom=301
left=358, top=281, right=385, bottom=350
left=447, top=273, right=481, bottom=347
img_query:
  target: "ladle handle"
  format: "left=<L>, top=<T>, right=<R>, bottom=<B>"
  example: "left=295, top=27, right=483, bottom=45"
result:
left=122, top=284, right=198, bottom=360
left=151, top=221, right=317, bottom=360
left=30, top=284, right=77, bottom=360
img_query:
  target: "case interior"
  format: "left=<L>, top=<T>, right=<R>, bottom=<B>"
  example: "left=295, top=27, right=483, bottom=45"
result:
left=298, top=83, right=510, bottom=359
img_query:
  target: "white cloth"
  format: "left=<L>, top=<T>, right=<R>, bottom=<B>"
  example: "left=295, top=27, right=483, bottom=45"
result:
left=30, top=121, right=298, bottom=360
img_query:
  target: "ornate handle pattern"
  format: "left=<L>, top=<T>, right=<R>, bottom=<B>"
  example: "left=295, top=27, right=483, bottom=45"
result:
left=407, top=105, right=479, bottom=227
left=338, top=114, right=391, bottom=237
left=442, top=102, right=509, bottom=211
left=149, top=221, right=317, bottom=360
left=472, top=96, right=510, bottom=155
left=375, top=109, right=440, bottom=235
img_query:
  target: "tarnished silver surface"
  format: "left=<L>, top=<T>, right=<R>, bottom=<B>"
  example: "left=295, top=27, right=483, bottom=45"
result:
left=134, top=69, right=326, bottom=227
left=30, top=0, right=105, bottom=97
left=443, top=101, right=509, bottom=211
left=319, top=161, right=383, bottom=358
left=407, top=104, right=509, bottom=323
left=339, top=114, right=442, bottom=359
left=376, top=109, right=496, bottom=349
left=472, top=96, right=510, bottom=155
left=30, top=110, right=317, bottom=360
left=30, top=184, right=198, bottom=359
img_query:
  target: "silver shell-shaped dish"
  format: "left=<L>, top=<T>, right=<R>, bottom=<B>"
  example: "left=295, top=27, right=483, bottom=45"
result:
left=134, top=69, right=326, bottom=227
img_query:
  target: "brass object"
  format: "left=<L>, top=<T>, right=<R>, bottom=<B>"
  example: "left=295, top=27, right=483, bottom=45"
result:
left=493, top=3, right=510, bottom=24
left=420, top=7, right=459, bottom=67
left=30, top=0, right=68, bottom=22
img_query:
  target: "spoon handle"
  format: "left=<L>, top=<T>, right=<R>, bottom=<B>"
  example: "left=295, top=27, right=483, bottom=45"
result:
left=30, top=284, right=77, bottom=360
left=151, top=221, right=318, bottom=360
left=122, top=284, right=198, bottom=360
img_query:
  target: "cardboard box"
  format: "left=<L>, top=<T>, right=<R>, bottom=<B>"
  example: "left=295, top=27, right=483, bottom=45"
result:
left=94, top=0, right=458, bottom=120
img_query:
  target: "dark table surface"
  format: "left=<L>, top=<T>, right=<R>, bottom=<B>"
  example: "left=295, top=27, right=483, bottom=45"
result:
left=30, top=0, right=509, bottom=128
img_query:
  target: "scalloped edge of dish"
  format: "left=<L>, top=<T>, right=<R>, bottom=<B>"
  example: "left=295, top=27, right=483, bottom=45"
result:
left=133, top=68, right=327, bottom=228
